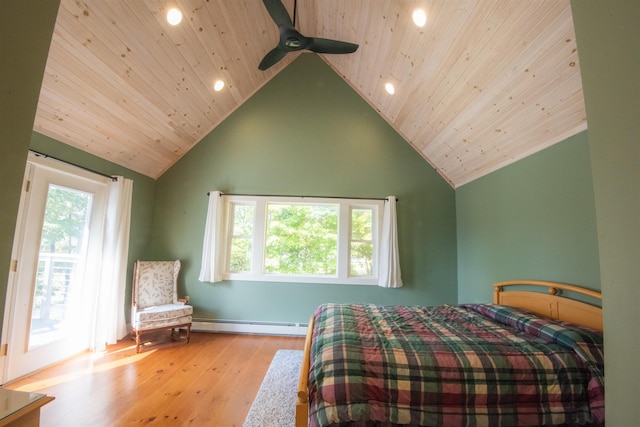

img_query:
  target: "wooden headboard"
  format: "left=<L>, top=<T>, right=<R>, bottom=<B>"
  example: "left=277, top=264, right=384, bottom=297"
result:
left=493, top=280, right=603, bottom=331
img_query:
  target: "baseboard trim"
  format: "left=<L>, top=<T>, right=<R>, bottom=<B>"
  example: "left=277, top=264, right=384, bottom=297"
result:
left=192, top=319, right=308, bottom=336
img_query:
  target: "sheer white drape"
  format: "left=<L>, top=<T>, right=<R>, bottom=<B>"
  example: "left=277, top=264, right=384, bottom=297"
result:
left=378, top=196, right=403, bottom=288
left=92, top=176, right=133, bottom=351
left=199, top=191, right=225, bottom=283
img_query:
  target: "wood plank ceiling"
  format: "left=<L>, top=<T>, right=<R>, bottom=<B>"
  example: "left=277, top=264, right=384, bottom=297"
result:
left=34, top=0, right=586, bottom=187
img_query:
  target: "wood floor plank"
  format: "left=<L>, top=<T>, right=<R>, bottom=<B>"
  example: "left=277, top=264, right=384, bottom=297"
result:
left=5, top=332, right=305, bottom=427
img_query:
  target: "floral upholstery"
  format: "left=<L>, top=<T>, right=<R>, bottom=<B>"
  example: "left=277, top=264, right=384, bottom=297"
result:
left=133, top=303, right=192, bottom=329
left=134, top=260, right=180, bottom=307
left=131, top=260, right=192, bottom=352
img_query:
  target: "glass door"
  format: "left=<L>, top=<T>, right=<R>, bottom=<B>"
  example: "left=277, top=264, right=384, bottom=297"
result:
left=29, top=184, right=93, bottom=349
left=3, top=154, right=108, bottom=382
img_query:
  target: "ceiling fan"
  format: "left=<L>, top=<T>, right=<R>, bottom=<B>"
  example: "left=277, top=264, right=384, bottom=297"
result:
left=258, top=0, right=359, bottom=71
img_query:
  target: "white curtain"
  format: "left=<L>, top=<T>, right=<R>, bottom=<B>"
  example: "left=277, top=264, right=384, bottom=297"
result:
left=378, top=196, right=403, bottom=288
left=92, top=176, right=133, bottom=351
left=199, top=191, right=225, bottom=283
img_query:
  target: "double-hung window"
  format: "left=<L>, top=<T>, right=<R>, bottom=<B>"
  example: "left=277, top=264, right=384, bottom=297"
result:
left=224, top=195, right=384, bottom=285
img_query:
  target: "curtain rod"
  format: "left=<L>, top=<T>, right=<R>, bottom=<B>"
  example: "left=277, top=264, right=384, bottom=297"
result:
left=29, top=150, right=117, bottom=181
left=206, top=191, right=396, bottom=202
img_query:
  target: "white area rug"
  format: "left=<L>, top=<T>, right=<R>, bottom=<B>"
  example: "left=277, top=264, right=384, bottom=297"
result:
left=243, top=350, right=303, bottom=427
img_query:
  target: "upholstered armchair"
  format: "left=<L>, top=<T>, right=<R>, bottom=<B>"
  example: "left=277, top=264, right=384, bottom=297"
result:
left=131, top=260, right=192, bottom=353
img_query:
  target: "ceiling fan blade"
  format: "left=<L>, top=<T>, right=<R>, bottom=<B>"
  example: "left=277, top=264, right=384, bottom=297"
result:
left=258, top=46, right=289, bottom=70
left=258, top=0, right=358, bottom=71
left=307, top=38, right=359, bottom=54
left=262, top=0, right=293, bottom=28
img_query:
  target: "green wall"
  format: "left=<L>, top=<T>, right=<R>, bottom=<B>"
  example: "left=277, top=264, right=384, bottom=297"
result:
left=152, top=54, right=458, bottom=323
left=572, top=1, right=640, bottom=425
left=29, top=133, right=158, bottom=319
left=456, top=131, right=600, bottom=303
left=0, top=0, right=60, bottom=332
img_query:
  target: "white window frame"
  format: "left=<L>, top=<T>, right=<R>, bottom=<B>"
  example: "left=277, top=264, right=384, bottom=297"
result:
left=222, top=195, right=384, bottom=285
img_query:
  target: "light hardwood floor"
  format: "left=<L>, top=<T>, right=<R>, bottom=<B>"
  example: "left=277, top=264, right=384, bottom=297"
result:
left=5, top=331, right=305, bottom=427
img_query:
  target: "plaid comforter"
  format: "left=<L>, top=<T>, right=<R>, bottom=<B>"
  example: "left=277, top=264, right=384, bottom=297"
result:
left=308, top=303, right=604, bottom=427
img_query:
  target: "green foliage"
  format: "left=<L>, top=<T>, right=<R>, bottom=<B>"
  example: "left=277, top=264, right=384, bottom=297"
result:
left=230, top=237, right=252, bottom=272
left=229, top=204, right=255, bottom=272
left=39, top=185, right=92, bottom=254
left=232, top=204, right=254, bottom=236
left=33, top=185, right=91, bottom=326
left=350, top=209, right=373, bottom=276
left=264, top=204, right=338, bottom=275
left=228, top=202, right=376, bottom=278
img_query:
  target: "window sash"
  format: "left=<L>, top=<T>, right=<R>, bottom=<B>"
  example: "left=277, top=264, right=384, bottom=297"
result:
left=228, top=202, right=256, bottom=273
left=350, top=206, right=375, bottom=277
left=222, top=195, right=383, bottom=285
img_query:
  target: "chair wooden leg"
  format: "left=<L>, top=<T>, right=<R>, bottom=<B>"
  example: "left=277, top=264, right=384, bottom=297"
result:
left=133, top=324, right=190, bottom=353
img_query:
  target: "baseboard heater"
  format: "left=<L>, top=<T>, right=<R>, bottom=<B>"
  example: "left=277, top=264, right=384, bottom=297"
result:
left=192, top=318, right=308, bottom=336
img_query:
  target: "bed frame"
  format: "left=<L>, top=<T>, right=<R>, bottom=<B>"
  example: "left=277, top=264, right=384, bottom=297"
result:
left=295, top=280, right=602, bottom=427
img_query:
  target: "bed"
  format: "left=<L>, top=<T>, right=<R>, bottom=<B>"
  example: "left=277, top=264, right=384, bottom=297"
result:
left=296, top=280, right=604, bottom=427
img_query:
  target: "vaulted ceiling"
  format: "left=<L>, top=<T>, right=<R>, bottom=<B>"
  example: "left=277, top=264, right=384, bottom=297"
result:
left=34, top=0, right=586, bottom=187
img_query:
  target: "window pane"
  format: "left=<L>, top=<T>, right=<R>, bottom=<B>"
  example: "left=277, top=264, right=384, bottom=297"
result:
left=350, top=242, right=373, bottom=276
left=39, top=185, right=91, bottom=254
left=229, top=204, right=254, bottom=273
left=350, top=208, right=374, bottom=277
left=232, top=204, right=254, bottom=236
left=264, top=204, right=338, bottom=275
left=351, top=209, right=372, bottom=240
left=32, top=185, right=93, bottom=348
left=230, top=237, right=252, bottom=272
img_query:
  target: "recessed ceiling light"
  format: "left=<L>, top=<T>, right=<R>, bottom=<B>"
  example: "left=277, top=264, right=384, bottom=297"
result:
left=213, top=80, right=225, bottom=91
left=412, top=9, right=427, bottom=27
left=385, top=82, right=395, bottom=95
left=167, top=8, right=183, bottom=26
